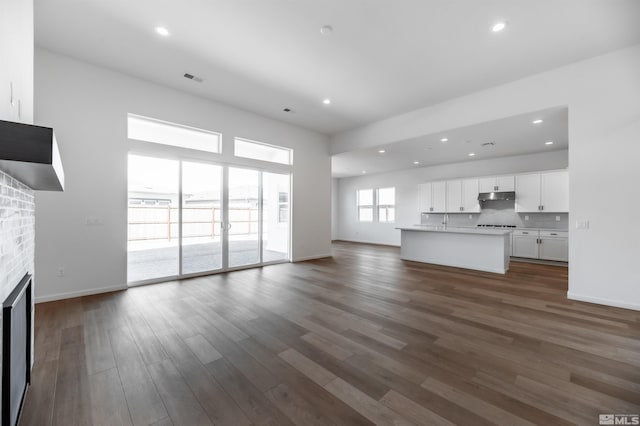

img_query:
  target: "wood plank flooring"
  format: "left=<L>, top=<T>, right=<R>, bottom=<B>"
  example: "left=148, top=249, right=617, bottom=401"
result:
left=21, top=242, right=640, bottom=425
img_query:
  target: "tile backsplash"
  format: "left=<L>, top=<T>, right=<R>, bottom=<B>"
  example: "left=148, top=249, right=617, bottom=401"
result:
left=0, top=169, right=35, bottom=302
left=421, top=200, right=568, bottom=229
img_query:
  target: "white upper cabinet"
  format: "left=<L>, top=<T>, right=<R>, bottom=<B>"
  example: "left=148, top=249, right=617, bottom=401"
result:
left=541, top=171, right=569, bottom=212
left=479, top=175, right=515, bottom=193
left=462, top=178, right=480, bottom=212
left=446, top=180, right=462, bottom=212
left=431, top=181, right=447, bottom=213
left=419, top=183, right=432, bottom=213
left=496, top=176, right=515, bottom=192
left=446, top=179, right=480, bottom=213
left=419, top=181, right=447, bottom=213
left=516, top=171, right=569, bottom=213
left=515, top=174, right=541, bottom=212
left=0, top=0, right=34, bottom=123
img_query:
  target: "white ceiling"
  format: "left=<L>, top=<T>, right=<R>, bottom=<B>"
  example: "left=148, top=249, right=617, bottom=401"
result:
left=332, top=106, right=568, bottom=177
left=35, top=0, right=640, bottom=135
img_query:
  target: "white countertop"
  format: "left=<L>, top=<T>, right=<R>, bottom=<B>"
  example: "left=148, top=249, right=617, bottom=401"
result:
left=397, top=225, right=512, bottom=236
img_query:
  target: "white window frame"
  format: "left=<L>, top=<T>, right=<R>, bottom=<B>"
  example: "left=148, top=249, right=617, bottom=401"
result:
left=377, top=187, right=395, bottom=223
left=357, top=189, right=374, bottom=222
left=234, top=137, right=293, bottom=165
left=127, top=113, right=222, bottom=154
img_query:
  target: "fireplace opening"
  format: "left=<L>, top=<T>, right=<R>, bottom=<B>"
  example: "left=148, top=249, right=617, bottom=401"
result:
left=2, top=273, right=32, bottom=426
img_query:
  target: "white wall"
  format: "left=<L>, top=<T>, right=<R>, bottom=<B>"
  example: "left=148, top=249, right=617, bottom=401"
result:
left=331, top=177, right=339, bottom=240
left=337, top=150, right=568, bottom=246
left=34, top=48, right=331, bottom=302
left=332, top=43, right=640, bottom=311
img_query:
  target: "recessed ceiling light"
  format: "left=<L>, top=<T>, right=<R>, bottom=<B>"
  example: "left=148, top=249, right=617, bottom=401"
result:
left=322, top=98, right=331, bottom=105
left=545, top=141, right=554, bottom=145
left=155, top=26, right=170, bottom=36
left=413, top=161, right=420, bottom=165
left=468, top=153, right=476, bottom=157
left=361, top=170, right=367, bottom=174
left=492, top=22, right=507, bottom=32
left=378, top=149, right=386, bottom=153
left=320, top=25, right=333, bottom=35
left=440, top=138, right=448, bottom=143
left=532, top=119, right=543, bottom=124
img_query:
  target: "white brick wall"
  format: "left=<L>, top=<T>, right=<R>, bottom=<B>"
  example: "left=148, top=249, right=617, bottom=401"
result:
left=0, top=169, right=35, bottom=302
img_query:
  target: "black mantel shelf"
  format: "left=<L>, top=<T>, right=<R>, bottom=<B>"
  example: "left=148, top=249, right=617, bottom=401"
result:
left=0, top=119, right=64, bottom=191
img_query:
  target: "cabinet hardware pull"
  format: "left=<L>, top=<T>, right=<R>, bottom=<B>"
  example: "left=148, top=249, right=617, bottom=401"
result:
left=551, top=233, right=557, bottom=236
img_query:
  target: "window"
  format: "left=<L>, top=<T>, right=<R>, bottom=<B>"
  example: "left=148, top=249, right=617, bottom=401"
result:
left=278, top=192, right=289, bottom=223
left=128, top=114, right=221, bottom=153
left=357, top=189, right=374, bottom=222
left=356, top=187, right=395, bottom=223
left=234, top=138, right=293, bottom=165
left=378, top=187, right=395, bottom=223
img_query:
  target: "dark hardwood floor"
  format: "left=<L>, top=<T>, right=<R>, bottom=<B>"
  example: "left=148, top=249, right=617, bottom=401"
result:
left=22, top=242, right=640, bottom=425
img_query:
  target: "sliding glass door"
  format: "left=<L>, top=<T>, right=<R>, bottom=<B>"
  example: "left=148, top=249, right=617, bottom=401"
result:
left=262, top=172, right=290, bottom=263
left=228, top=167, right=260, bottom=268
left=127, top=154, right=290, bottom=284
left=182, top=162, right=223, bottom=274
left=127, top=155, right=180, bottom=283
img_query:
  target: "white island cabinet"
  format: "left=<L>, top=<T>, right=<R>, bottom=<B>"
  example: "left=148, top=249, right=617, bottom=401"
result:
left=398, top=226, right=511, bottom=274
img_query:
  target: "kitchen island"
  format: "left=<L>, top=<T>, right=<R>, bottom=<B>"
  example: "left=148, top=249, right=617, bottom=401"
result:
left=397, top=225, right=512, bottom=274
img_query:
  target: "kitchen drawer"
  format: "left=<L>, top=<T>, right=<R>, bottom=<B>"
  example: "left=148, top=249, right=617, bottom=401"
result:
left=513, top=230, right=538, bottom=237
left=540, top=231, right=568, bottom=238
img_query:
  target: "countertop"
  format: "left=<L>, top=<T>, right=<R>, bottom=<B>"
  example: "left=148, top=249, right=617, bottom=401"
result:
left=397, top=225, right=513, bottom=236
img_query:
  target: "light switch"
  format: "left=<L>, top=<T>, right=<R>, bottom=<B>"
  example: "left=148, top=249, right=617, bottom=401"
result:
left=555, top=216, right=560, bottom=221
left=575, top=220, right=589, bottom=230
left=524, top=215, right=529, bottom=221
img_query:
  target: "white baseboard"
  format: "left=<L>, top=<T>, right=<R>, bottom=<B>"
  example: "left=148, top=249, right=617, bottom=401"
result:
left=35, top=284, right=127, bottom=304
left=567, top=291, right=640, bottom=312
left=293, top=253, right=333, bottom=262
left=334, top=238, right=400, bottom=247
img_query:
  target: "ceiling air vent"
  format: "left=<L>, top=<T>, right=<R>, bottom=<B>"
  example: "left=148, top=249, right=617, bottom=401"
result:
left=183, top=73, right=204, bottom=83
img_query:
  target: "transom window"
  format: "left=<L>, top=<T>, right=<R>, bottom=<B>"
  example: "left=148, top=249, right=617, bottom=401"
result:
left=234, top=137, right=293, bottom=165
left=128, top=114, right=221, bottom=153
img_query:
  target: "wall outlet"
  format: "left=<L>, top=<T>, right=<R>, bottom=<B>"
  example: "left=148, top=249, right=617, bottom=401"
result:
left=468, top=215, right=473, bottom=219
left=85, top=216, right=104, bottom=226
left=524, top=215, right=529, bottom=221
left=576, top=220, right=590, bottom=230
left=556, top=216, right=561, bottom=221
left=56, top=267, right=65, bottom=277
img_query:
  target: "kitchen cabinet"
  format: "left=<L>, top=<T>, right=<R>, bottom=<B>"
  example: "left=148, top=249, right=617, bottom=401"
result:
left=541, top=171, right=569, bottom=212
left=446, top=179, right=480, bottom=213
left=512, top=231, right=539, bottom=258
left=446, top=180, right=462, bottom=212
left=515, top=171, right=568, bottom=213
left=539, top=231, right=569, bottom=262
left=479, top=175, right=515, bottom=193
left=419, top=181, right=446, bottom=213
left=511, top=230, right=568, bottom=262
left=0, top=0, right=34, bottom=123
left=462, top=178, right=480, bottom=212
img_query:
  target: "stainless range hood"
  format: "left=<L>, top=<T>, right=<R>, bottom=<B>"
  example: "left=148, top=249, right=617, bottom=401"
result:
left=0, top=120, right=64, bottom=191
left=477, top=191, right=515, bottom=202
